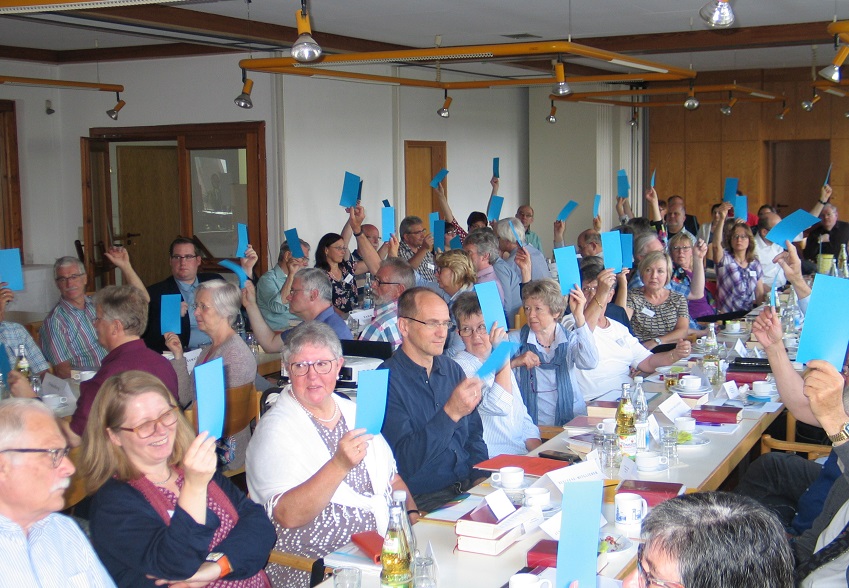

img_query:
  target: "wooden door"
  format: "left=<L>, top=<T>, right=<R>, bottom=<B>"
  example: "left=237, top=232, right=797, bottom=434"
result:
left=80, top=137, right=114, bottom=290
left=404, top=141, right=446, bottom=222
left=117, top=146, right=181, bottom=285
left=770, top=140, right=830, bottom=216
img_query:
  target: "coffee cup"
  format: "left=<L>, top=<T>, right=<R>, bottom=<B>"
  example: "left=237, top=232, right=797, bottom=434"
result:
left=635, top=451, right=669, bottom=471
left=614, top=492, right=648, bottom=526
left=523, top=487, right=551, bottom=508
left=725, top=320, right=741, bottom=333
left=695, top=337, right=706, bottom=346
left=675, top=416, right=696, bottom=433
left=752, top=381, right=774, bottom=395
left=41, top=394, right=68, bottom=411
left=679, top=375, right=702, bottom=390
left=509, top=573, right=552, bottom=588
left=79, top=370, right=96, bottom=382
left=596, top=418, right=617, bottom=434
left=491, top=466, right=524, bottom=489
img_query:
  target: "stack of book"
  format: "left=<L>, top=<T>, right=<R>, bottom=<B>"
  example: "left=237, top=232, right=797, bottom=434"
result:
left=454, top=503, right=542, bottom=556
left=615, top=479, right=687, bottom=507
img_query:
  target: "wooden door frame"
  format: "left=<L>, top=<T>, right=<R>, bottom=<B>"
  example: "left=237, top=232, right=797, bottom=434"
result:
left=404, top=140, right=447, bottom=216
left=0, top=101, right=23, bottom=254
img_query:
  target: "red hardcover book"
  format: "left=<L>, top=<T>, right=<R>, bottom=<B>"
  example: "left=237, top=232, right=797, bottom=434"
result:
left=726, top=370, right=769, bottom=386
left=526, top=539, right=558, bottom=568
left=691, top=405, right=742, bottom=424
left=586, top=400, right=619, bottom=418
left=351, top=530, right=384, bottom=564
left=616, top=480, right=686, bottom=507
left=474, top=454, right=572, bottom=477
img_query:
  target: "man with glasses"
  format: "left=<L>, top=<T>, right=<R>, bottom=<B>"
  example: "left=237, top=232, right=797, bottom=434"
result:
left=0, top=398, right=116, bottom=586
left=41, top=248, right=146, bottom=379
left=398, top=216, right=437, bottom=283
left=754, top=212, right=787, bottom=287
left=515, top=205, right=542, bottom=252
left=380, top=287, right=488, bottom=512
left=359, top=258, right=416, bottom=349
left=256, top=239, right=311, bottom=331
left=143, top=237, right=223, bottom=353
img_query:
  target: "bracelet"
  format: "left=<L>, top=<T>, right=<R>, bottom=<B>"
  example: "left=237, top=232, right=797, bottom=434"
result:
left=594, top=298, right=604, bottom=310
left=820, top=200, right=828, bottom=205
left=407, top=509, right=420, bottom=516
left=353, top=229, right=363, bottom=237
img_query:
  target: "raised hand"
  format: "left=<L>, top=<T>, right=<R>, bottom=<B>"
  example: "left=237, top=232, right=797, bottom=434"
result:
left=693, top=239, right=708, bottom=260
left=751, top=307, right=783, bottom=351
left=104, top=245, right=131, bottom=270
left=182, top=432, right=217, bottom=490
left=803, top=360, right=849, bottom=433
left=444, top=377, right=483, bottom=421
left=240, top=280, right=257, bottom=308
left=239, top=244, right=258, bottom=277
left=333, top=428, right=373, bottom=471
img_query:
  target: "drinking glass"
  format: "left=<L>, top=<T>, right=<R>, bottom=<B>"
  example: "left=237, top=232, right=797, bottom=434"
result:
left=347, top=317, right=361, bottom=338
left=245, top=332, right=258, bottom=357
left=412, top=556, right=438, bottom=588
left=333, top=567, right=361, bottom=588
left=660, top=426, right=678, bottom=464
left=601, top=434, right=621, bottom=475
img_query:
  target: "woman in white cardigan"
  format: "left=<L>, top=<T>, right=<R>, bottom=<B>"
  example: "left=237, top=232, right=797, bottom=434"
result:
left=246, top=321, right=416, bottom=588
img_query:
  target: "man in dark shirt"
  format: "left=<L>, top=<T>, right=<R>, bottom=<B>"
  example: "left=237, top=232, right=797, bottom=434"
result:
left=380, top=287, right=489, bottom=512
left=803, top=204, right=849, bottom=262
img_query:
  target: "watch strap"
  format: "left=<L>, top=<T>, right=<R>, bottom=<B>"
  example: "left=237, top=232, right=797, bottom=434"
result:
left=828, top=422, right=849, bottom=443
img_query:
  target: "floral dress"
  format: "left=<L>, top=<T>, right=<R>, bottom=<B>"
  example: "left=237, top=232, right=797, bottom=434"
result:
left=327, top=259, right=358, bottom=314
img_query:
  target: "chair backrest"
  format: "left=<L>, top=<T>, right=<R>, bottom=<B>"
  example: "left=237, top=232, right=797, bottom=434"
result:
left=63, top=446, right=88, bottom=511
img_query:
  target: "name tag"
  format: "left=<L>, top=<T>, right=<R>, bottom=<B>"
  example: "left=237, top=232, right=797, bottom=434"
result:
left=426, top=262, right=435, bottom=271
left=344, top=273, right=355, bottom=284
left=615, top=337, right=628, bottom=347
left=641, top=307, right=656, bottom=318
left=748, top=270, right=757, bottom=280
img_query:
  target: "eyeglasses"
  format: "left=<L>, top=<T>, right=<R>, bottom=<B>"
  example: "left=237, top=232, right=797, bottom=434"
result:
left=191, top=302, right=212, bottom=312
left=0, top=447, right=71, bottom=468
left=401, top=316, right=455, bottom=330
left=170, top=254, right=199, bottom=261
left=731, top=234, right=749, bottom=240
left=372, top=277, right=401, bottom=287
left=670, top=246, right=692, bottom=252
left=116, top=407, right=179, bottom=439
left=289, top=358, right=338, bottom=377
left=637, top=545, right=685, bottom=588
left=328, top=245, right=347, bottom=252
left=458, top=324, right=488, bottom=337
left=55, top=273, right=85, bottom=284
left=406, top=228, right=426, bottom=236
left=581, top=286, right=598, bottom=295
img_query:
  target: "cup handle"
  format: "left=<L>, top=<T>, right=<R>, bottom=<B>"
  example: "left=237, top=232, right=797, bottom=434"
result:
left=596, top=423, right=605, bottom=431
left=640, top=498, right=648, bottom=517
left=659, top=456, right=669, bottom=465
left=491, top=473, right=501, bottom=483
left=59, top=397, right=68, bottom=404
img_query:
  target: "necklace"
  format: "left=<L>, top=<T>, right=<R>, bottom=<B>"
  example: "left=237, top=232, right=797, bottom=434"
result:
left=289, top=390, right=339, bottom=423
left=149, top=468, right=172, bottom=485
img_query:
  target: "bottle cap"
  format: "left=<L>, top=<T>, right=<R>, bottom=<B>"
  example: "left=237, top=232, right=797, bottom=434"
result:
left=634, top=376, right=644, bottom=383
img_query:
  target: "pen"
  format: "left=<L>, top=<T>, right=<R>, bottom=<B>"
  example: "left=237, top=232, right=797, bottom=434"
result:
left=695, top=421, right=728, bottom=427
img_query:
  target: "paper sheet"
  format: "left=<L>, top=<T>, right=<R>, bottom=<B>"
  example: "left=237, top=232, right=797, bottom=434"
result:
left=160, top=293, right=182, bottom=335
left=193, top=357, right=225, bottom=439
left=557, top=201, right=578, bottom=221
left=339, top=171, right=361, bottom=207
left=600, top=231, right=623, bottom=273
left=284, top=228, right=306, bottom=259
left=475, top=281, right=507, bottom=332
left=354, top=368, right=389, bottom=435
left=554, top=246, right=581, bottom=296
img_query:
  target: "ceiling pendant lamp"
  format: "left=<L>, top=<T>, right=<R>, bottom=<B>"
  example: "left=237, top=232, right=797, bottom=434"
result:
left=437, top=90, right=452, bottom=118
left=291, top=0, right=322, bottom=63
left=552, top=62, right=571, bottom=96
left=699, top=0, right=735, bottom=28
left=546, top=101, right=557, bottom=124
left=801, top=92, right=821, bottom=112
left=234, top=70, right=254, bottom=108
left=819, top=45, right=849, bottom=82
left=683, top=85, right=700, bottom=110
left=106, top=93, right=126, bottom=119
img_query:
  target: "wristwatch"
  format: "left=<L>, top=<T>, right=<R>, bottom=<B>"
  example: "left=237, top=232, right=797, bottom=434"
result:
left=653, top=337, right=663, bottom=346
left=206, top=553, right=232, bottom=578
left=828, top=422, right=849, bottom=444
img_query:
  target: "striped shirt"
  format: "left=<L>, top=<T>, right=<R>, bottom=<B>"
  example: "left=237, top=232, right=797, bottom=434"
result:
left=39, top=296, right=106, bottom=369
left=0, top=512, right=116, bottom=587
left=1, top=322, right=49, bottom=374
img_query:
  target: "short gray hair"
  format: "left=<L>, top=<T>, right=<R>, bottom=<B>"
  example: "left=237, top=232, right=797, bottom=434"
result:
left=399, top=216, right=423, bottom=237
left=495, top=218, right=525, bottom=243
left=0, top=399, right=55, bottom=452
left=282, top=321, right=342, bottom=364
left=521, top=279, right=566, bottom=317
left=634, top=231, right=662, bottom=259
left=96, top=285, right=148, bottom=336
left=641, top=492, right=793, bottom=588
left=278, top=239, right=310, bottom=263
left=823, top=203, right=838, bottom=216
left=464, top=229, right=500, bottom=264
left=53, top=256, right=85, bottom=279
left=196, top=279, right=242, bottom=325
left=296, top=267, right=332, bottom=302
left=380, top=257, right=416, bottom=290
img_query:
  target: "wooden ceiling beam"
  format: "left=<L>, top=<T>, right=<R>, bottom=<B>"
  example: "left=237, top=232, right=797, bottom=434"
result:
left=0, top=44, right=59, bottom=62
left=56, top=42, right=243, bottom=63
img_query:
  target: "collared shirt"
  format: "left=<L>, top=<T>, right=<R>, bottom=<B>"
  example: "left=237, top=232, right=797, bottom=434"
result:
left=803, top=220, right=849, bottom=261
left=492, top=257, right=521, bottom=326
left=256, top=264, right=297, bottom=331
left=452, top=350, right=539, bottom=457
left=0, top=322, right=49, bottom=374
left=175, top=278, right=211, bottom=349
left=398, top=241, right=436, bottom=283
left=380, top=348, right=489, bottom=495
left=524, top=230, right=542, bottom=253
left=755, top=234, right=786, bottom=287
left=507, top=243, right=550, bottom=281
left=0, top=512, right=116, bottom=588
left=359, top=301, right=402, bottom=348
left=476, top=264, right=506, bottom=308
left=284, top=306, right=353, bottom=343
left=716, top=251, right=763, bottom=313
left=39, top=296, right=106, bottom=370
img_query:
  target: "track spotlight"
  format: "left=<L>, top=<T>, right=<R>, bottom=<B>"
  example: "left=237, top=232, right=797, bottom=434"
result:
left=45, top=99, right=55, bottom=115
left=699, top=0, right=734, bottom=28
left=437, top=90, right=452, bottom=118
left=776, top=102, right=791, bottom=120
left=291, top=0, right=322, bottom=63
left=801, top=93, right=821, bottom=112
left=106, top=93, right=125, bottom=120
left=546, top=101, right=557, bottom=124
left=627, top=108, right=638, bottom=127
left=720, top=95, right=737, bottom=116
left=683, top=86, right=699, bottom=110
left=234, top=71, right=254, bottom=109
left=819, top=46, right=849, bottom=82
left=552, top=62, right=571, bottom=96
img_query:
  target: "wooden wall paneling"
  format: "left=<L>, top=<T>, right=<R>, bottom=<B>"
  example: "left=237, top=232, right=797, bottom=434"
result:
left=830, top=139, right=849, bottom=209
left=649, top=106, right=686, bottom=144
left=761, top=81, right=797, bottom=140
left=684, top=142, right=722, bottom=224
left=722, top=140, right=765, bottom=209
left=649, top=142, right=686, bottom=200
left=721, top=100, right=761, bottom=142
left=796, top=83, right=833, bottom=141
left=685, top=103, right=722, bottom=144
left=830, top=97, right=849, bottom=139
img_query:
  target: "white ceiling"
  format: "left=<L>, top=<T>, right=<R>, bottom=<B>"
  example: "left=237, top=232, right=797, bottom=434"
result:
left=0, top=0, right=847, bottom=72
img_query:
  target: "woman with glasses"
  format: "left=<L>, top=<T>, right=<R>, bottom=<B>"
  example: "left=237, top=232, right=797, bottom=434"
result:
left=626, top=251, right=690, bottom=349
left=710, top=217, right=765, bottom=313
left=315, top=232, right=358, bottom=316
left=667, top=232, right=715, bottom=328
left=508, top=279, right=598, bottom=426
left=80, top=370, right=276, bottom=588
left=451, top=292, right=540, bottom=456
left=435, top=249, right=477, bottom=356
left=165, top=279, right=256, bottom=470
left=246, top=321, right=416, bottom=588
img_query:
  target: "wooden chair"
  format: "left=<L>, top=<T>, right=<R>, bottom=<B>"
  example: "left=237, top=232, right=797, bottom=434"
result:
left=539, top=426, right=562, bottom=441
left=268, top=550, right=329, bottom=587
left=514, top=306, right=527, bottom=329
left=760, top=412, right=832, bottom=461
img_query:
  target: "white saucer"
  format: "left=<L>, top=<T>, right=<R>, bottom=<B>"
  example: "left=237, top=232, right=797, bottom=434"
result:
left=490, top=477, right=533, bottom=491
left=678, top=434, right=710, bottom=447
left=672, top=384, right=712, bottom=397
left=637, top=462, right=669, bottom=474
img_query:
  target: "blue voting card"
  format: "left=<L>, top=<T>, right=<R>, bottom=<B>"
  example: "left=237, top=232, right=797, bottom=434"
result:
left=340, top=171, right=361, bottom=207
left=357, top=179, right=363, bottom=202
left=382, top=199, right=391, bottom=208
left=508, top=220, right=523, bottom=247
left=487, top=196, right=504, bottom=222
left=0, top=249, right=23, bottom=291
left=194, top=357, right=225, bottom=440
left=430, top=168, right=449, bottom=189
left=557, top=480, right=604, bottom=588
left=0, top=348, right=10, bottom=386
left=723, top=177, right=739, bottom=203
left=433, top=220, right=446, bottom=253
left=766, top=209, right=820, bottom=249
left=621, top=233, right=634, bottom=269
left=554, top=246, right=581, bottom=295
left=651, top=168, right=657, bottom=187
left=493, top=157, right=500, bottom=178
left=450, top=234, right=462, bottom=249
left=476, top=341, right=519, bottom=378
left=284, top=228, right=306, bottom=259
left=160, top=294, right=182, bottom=335
left=600, top=231, right=623, bottom=272
left=354, top=369, right=389, bottom=435
left=557, top=201, right=578, bottom=222
left=235, top=223, right=248, bottom=258
left=593, top=194, right=601, bottom=218
left=474, top=281, right=507, bottom=332
left=797, top=274, right=849, bottom=370
left=429, top=211, right=440, bottom=237
left=825, top=162, right=833, bottom=186
left=218, top=260, right=248, bottom=288
left=734, top=195, right=748, bottom=222
left=382, top=207, right=395, bottom=243
left=617, top=169, right=629, bottom=198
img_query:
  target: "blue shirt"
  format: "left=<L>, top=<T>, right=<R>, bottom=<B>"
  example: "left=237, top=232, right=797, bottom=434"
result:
left=380, top=348, right=489, bottom=495
left=176, top=278, right=211, bottom=349
left=284, top=305, right=353, bottom=342
left=493, top=258, right=521, bottom=328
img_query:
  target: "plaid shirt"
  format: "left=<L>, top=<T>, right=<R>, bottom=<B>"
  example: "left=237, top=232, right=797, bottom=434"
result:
left=399, top=241, right=436, bottom=282
left=39, top=296, right=105, bottom=369
left=359, top=301, right=402, bottom=349
left=1, top=321, right=49, bottom=374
